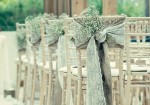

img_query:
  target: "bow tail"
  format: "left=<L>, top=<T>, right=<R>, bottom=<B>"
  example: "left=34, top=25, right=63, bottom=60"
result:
left=56, top=36, right=66, bottom=105
left=101, top=42, right=112, bottom=105
left=86, top=36, right=106, bottom=105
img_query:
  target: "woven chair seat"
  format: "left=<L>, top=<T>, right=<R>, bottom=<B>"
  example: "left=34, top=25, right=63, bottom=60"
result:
left=15, top=55, right=27, bottom=63
left=37, top=61, right=57, bottom=70
left=59, top=65, right=121, bottom=77
left=123, top=63, right=149, bottom=72
left=22, top=57, right=34, bottom=65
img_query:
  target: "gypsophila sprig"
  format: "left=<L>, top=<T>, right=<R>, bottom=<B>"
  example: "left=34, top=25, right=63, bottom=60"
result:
left=45, top=13, right=69, bottom=45
left=25, top=14, right=42, bottom=44
left=72, top=5, right=105, bottom=46
left=73, top=5, right=105, bottom=36
left=25, top=13, right=56, bottom=44
left=16, top=26, right=26, bottom=51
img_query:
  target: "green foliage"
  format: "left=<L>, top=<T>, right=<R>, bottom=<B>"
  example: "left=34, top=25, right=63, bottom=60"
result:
left=0, top=0, right=145, bottom=30
left=0, top=0, right=44, bottom=31
left=88, top=0, right=145, bottom=17
left=117, top=0, right=145, bottom=17
left=88, top=0, right=102, bottom=15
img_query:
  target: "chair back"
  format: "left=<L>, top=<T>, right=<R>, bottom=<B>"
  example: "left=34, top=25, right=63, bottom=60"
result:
left=125, top=17, right=150, bottom=65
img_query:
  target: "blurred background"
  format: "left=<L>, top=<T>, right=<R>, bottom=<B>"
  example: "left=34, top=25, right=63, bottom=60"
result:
left=0, top=0, right=148, bottom=31
left=0, top=0, right=149, bottom=104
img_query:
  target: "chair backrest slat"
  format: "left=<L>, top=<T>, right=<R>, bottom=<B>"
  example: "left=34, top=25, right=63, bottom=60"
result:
left=126, top=17, right=150, bottom=59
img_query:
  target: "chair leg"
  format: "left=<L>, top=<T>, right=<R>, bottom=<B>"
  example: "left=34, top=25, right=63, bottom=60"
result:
left=113, top=93, right=116, bottom=105
left=30, top=67, right=37, bottom=105
left=140, top=90, right=144, bottom=105
left=74, top=81, right=77, bottom=105
left=40, top=69, right=43, bottom=87
left=144, top=76, right=150, bottom=105
left=45, top=74, right=48, bottom=105
left=145, top=87, right=150, bottom=105
left=39, top=70, right=46, bottom=105
left=83, top=92, right=86, bottom=105
left=77, top=79, right=82, bottom=105
left=24, top=66, right=31, bottom=105
left=130, top=88, right=135, bottom=105
left=15, top=64, right=19, bottom=99
left=135, top=87, right=140, bottom=105
left=46, top=71, right=53, bottom=105
left=62, top=77, right=67, bottom=105
left=23, top=66, right=28, bottom=102
left=16, top=64, right=21, bottom=99
left=143, top=89, right=146, bottom=105
left=126, top=74, right=131, bottom=105
left=116, top=81, right=120, bottom=105
left=81, top=92, right=84, bottom=105
left=52, top=80, right=55, bottom=105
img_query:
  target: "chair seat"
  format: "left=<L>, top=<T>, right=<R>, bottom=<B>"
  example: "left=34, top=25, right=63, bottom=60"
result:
left=15, top=55, right=26, bottom=62
left=59, top=66, right=120, bottom=77
left=111, top=69, right=120, bottom=77
left=110, top=65, right=149, bottom=76
left=72, top=68, right=120, bottom=77
left=38, top=61, right=57, bottom=70
left=59, top=66, right=85, bottom=72
left=110, top=62, right=149, bottom=72
left=123, top=63, right=149, bottom=72
left=22, top=58, right=34, bottom=65
left=60, top=62, right=150, bottom=78
left=59, top=66, right=75, bottom=73
left=71, top=67, right=86, bottom=77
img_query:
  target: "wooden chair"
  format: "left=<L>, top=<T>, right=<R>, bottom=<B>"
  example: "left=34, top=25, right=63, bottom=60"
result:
left=24, top=18, right=42, bottom=105
left=59, top=18, right=88, bottom=105
left=39, top=19, right=58, bottom=105
left=62, top=16, right=125, bottom=105
left=125, top=17, right=150, bottom=105
left=15, top=23, right=27, bottom=100
left=59, top=18, right=76, bottom=105
left=60, top=18, right=122, bottom=105
left=22, top=21, right=34, bottom=105
left=24, top=14, right=56, bottom=105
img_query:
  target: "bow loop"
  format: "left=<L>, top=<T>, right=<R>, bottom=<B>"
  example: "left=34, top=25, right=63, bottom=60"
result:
left=73, top=16, right=125, bottom=48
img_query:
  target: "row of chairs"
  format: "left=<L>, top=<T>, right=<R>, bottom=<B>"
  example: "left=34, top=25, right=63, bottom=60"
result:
left=15, top=14, right=150, bottom=105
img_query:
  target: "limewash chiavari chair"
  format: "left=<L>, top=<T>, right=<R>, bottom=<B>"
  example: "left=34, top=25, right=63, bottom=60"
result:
left=125, top=17, right=150, bottom=105
left=59, top=18, right=84, bottom=105
left=58, top=17, right=81, bottom=105
left=23, top=21, right=33, bottom=105
left=15, top=23, right=27, bottom=100
left=60, top=17, right=88, bottom=105
left=23, top=21, right=37, bottom=105
left=72, top=16, right=125, bottom=105
left=26, top=14, right=56, bottom=105
left=25, top=15, right=43, bottom=105
left=39, top=14, right=68, bottom=105
left=61, top=15, right=125, bottom=105
left=39, top=19, right=58, bottom=105
left=38, top=19, right=47, bottom=105
left=59, top=17, right=79, bottom=105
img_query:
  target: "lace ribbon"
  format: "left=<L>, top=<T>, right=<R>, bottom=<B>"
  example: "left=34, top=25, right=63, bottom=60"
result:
left=74, top=17, right=125, bottom=105
left=46, top=14, right=69, bottom=105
